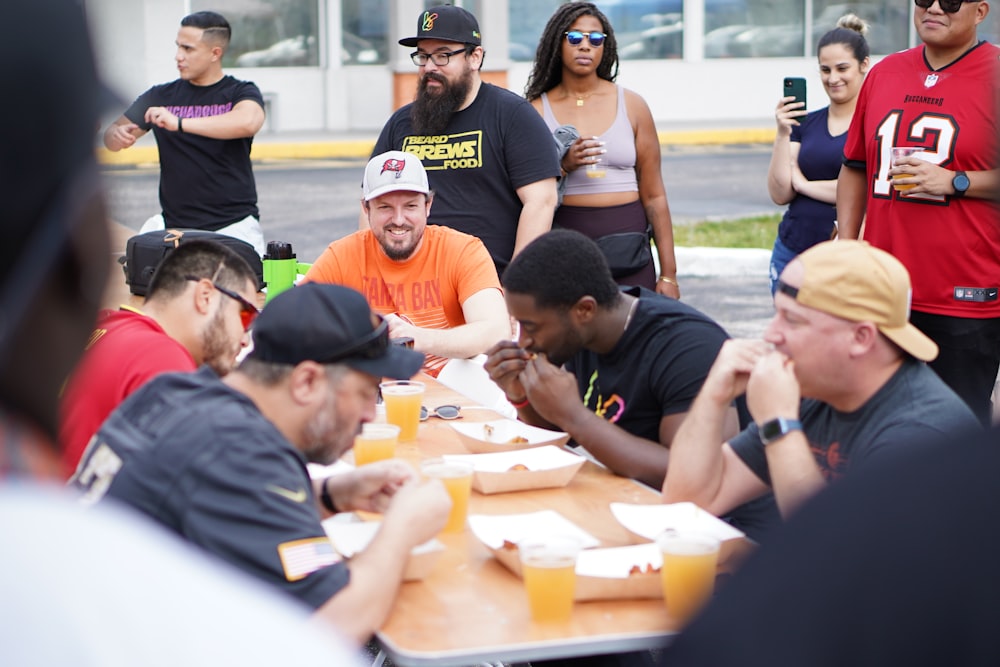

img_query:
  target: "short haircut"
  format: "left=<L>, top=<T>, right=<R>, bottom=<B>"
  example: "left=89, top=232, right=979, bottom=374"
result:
left=146, top=240, right=257, bottom=302
left=237, top=357, right=350, bottom=386
left=502, top=229, right=622, bottom=310
left=181, top=11, right=231, bottom=49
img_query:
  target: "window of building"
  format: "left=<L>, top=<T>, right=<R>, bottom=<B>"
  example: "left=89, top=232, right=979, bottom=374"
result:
left=341, top=0, right=388, bottom=65
left=192, top=0, right=320, bottom=68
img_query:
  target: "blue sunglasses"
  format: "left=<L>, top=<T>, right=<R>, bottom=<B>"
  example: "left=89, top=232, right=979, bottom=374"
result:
left=565, top=30, right=607, bottom=47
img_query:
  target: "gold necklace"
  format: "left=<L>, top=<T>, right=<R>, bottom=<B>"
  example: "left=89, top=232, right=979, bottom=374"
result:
left=564, top=87, right=597, bottom=106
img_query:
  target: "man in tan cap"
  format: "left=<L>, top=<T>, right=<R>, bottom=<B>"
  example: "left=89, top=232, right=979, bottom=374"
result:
left=663, top=240, right=980, bottom=519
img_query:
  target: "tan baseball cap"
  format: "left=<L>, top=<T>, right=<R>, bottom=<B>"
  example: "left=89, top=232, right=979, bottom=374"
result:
left=776, top=240, right=938, bottom=361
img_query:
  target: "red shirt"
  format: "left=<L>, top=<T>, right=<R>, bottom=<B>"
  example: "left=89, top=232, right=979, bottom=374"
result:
left=59, top=307, right=196, bottom=478
left=843, top=42, right=1000, bottom=318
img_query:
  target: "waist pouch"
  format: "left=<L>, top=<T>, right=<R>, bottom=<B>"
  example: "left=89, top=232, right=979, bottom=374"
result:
left=121, top=229, right=263, bottom=296
left=593, top=227, right=653, bottom=278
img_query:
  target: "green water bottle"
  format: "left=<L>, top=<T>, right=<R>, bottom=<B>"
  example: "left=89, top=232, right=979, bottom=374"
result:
left=263, top=241, right=299, bottom=303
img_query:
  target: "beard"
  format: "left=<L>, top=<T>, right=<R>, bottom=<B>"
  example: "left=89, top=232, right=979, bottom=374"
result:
left=202, top=307, right=240, bottom=376
left=377, top=228, right=418, bottom=261
left=410, top=65, right=474, bottom=135
left=301, top=388, right=356, bottom=465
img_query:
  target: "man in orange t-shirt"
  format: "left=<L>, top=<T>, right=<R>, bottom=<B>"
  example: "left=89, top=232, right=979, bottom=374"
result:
left=305, top=151, right=510, bottom=376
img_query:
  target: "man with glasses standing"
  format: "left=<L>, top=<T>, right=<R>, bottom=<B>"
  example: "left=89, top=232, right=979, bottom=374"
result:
left=71, top=283, right=452, bottom=645
left=837, top=0, right=1000, bottom=425
left=369, top=5, right=560, bottom=271
left=60, top=240, right=259, bottom=478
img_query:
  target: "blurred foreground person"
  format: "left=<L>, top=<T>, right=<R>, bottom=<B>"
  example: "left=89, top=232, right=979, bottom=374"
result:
left=660, top=425, right=1000, bottom=666
left=0, top=0, right=361, bottom=664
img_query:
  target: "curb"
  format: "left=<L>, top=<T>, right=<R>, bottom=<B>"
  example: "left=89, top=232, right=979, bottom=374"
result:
left=96, top=126, right=776, bottom=167
left=676, top=246, right=770, bottom=278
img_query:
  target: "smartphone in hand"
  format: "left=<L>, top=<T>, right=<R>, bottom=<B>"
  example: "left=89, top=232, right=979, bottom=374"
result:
left=783, top=77, right=807, bottom=111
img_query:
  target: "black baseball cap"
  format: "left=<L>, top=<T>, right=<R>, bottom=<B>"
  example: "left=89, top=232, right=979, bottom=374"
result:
left=399, top=5, right=482, bottom=47
left=248, top=284, right=424, bottom=379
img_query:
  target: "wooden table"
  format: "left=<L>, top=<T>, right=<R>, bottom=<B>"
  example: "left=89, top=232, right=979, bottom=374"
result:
left=370, top=376, right=723, bottom=666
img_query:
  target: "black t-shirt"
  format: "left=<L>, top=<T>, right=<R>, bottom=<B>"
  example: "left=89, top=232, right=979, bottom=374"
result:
left=567, top=287, right=781, bottom=540
left=730, top=358, right=979, bottom=486
left=373, top=83, right=560, bottom=269
left=70, top=367, right=349, bottom=610
left=566, top=287, right=730, bottom=448
left=126, top=75, right=263, bottom=230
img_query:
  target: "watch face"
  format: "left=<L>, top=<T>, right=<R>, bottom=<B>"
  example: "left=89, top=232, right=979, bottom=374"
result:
left=954, top=172, right=970, bottom=192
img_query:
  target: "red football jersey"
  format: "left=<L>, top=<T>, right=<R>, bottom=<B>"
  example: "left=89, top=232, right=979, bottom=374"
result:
left=843, top=42, right=1000, bottom=318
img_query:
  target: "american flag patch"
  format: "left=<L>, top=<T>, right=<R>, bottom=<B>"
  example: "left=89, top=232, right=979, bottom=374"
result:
left=277, top=537, right=342, bottom=582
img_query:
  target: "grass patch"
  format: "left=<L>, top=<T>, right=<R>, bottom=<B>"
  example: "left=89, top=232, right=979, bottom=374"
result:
left=673, top=214, right=780, bottom=249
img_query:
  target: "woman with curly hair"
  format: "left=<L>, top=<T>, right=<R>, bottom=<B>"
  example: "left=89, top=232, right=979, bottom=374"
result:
left=525, top=2, right=680, bottom=298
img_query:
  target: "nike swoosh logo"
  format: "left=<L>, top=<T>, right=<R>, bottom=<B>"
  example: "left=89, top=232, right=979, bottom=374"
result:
left=266, top=484, right=308, bottom=503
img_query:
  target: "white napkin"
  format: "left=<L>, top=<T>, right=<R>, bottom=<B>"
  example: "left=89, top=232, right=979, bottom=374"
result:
left=467, top=510, right=599, bottom=550
left=610, top=502, right=745, bottom=542
left=576, top=543, right=663, bottom=579
left=442, top=445, right=582, bottom=472
left=307, top=459, right=354, bottom=479
left=322, top=519, right=441, bottom=556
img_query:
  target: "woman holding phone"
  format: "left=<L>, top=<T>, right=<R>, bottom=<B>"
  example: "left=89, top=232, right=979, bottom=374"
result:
left=766, top=14, right=870, bottom=294
left=524, top=2, right=679, bottom=298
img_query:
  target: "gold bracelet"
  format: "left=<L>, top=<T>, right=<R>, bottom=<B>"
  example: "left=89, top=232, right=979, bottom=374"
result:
left=658, top=276, right=678, bottom=286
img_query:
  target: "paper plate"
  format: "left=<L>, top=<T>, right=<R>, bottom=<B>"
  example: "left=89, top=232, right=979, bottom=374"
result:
left=443, top=446, right=584, bottom=494
left=449, top=419, right=569, bottom=454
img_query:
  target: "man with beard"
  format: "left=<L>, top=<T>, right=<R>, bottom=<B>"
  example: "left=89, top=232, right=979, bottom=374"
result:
left=70, top=283, right=452, bottom=644
left=307, top=151, right=509, bottom=377
left=60, top=240, right=258, bottom=478
left=369, top=5, right=560, bottom=271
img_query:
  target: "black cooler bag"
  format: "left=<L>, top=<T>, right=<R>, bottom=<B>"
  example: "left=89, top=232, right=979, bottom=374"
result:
left=121, top=229, right=263, bottom=296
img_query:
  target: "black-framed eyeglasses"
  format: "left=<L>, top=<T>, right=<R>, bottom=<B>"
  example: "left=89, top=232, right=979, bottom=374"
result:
left=565, top=31, right=607, bottom=47
left=185, top=275, right=259, bottom=330
left=914, top=0, right=978, bottom=12
left=411, top=47, right=467, bottom=67
left=324, top=315, right=391, bottom=364
left=419, top=404, right=462, bottom=421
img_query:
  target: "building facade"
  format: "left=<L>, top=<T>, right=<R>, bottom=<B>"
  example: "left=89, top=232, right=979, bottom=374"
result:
left=86, top=0, right=998, bottom=133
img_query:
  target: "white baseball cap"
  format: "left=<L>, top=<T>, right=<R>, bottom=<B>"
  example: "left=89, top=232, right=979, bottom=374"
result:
left=362, top=151, right=430, bottom=201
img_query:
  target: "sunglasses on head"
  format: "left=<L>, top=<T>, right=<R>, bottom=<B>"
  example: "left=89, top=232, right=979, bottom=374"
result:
left=565, top=30, right=606, bottom=47
left=185, top=276, right=259, bottom=330
left=324, top=315, right=391, bottom=364
left=914, top=0, right=977, bottom=12
left=419, top=404, right=462, bottom=421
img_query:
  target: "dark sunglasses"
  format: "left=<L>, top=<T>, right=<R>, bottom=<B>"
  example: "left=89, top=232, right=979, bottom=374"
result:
left=185, top=276, right=259, bottom=330
left=324, top=315, right=391, bottom=364
left=914, top=0, right=978, bottom=12
left=565, top=30, right=607, bottom=47
left=419, top=404, right=462, bottom=421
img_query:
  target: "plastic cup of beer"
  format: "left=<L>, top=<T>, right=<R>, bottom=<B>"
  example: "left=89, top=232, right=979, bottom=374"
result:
left=519, top=535, right=582, bottom=623
left=379, top=380, right=424, bottom=441
left=353, top=423, right=400, bottom=467
left=891, top=147, right=924, bottom=191
left=657, top=530, right=720, bottom=626
left=420, top=457, right=473, bottom=533
left=586, top=152, right=607, bottom=179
